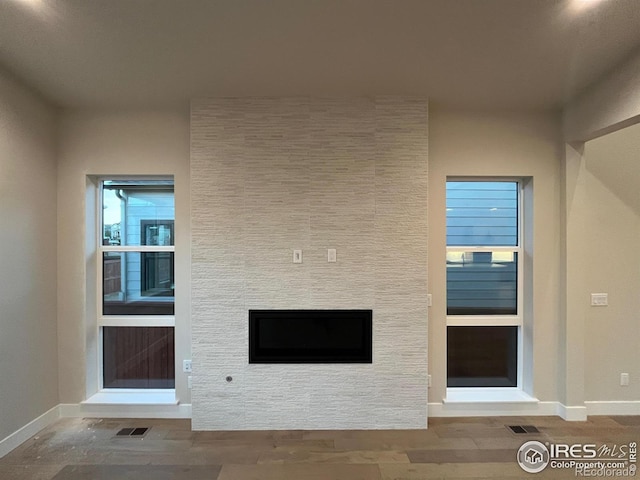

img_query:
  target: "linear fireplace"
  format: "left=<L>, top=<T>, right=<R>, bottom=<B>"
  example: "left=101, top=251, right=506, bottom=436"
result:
left=249, top=309, right=372, bottom=364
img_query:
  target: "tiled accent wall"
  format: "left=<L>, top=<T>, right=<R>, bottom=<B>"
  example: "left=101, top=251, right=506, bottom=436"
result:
left=190, top=97, right=428, bottom=429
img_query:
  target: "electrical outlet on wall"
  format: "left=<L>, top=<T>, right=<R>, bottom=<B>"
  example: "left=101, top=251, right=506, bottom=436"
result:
left=183, top=359, right=192, bottom=373
left=620, top=373, right=630, bottom=386
left=591, top=293, right=608, bottom=306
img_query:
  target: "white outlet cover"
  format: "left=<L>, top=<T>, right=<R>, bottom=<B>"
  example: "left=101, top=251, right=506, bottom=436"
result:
left=183, top=359, right=192, bottom=373
left=328, top=249, right=337, bottom=263
left=591, top=293, right=608, bottom=306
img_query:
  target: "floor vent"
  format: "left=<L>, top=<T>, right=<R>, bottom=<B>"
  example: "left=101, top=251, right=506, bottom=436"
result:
left=116, top=427, right=149, bottom=437
left=507, top=425, right=540, bottom=434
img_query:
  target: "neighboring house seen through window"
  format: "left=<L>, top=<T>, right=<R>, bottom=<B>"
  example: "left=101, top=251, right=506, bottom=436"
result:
left=446, top=180, right=522, bottom=388
left=100, top=179, right=175, bottom=389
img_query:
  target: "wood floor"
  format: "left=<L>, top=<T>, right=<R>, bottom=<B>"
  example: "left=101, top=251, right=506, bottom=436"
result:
left=0, top=415, right=638, bottom=479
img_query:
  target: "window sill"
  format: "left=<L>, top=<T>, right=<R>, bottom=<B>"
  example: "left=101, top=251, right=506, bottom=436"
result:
left=444, top=387, right=538, bottom=405
left=82, top=389, right=178, bottom=406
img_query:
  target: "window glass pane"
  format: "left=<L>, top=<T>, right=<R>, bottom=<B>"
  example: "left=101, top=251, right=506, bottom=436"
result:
left=447, top=251, right=517, bottom=315
left=446, top=181, right=518, bottom=246
left=447, top=326, right=517, bottom=387
left=103, top=327, right=175, bottom=388
left=103, top=252, right=174, bottom=315
left=102, top=180, right=174, bottom=246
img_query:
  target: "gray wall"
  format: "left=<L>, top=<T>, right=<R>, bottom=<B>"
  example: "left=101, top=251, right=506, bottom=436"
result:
left=0, top=68, right=58, bottom=440
left=191, top=97, right=429, bottom=429
left=57, top=109, right=191, bottom=403
left=428, top=108, right=563, bottom=405
left=584, top=123, right=640, bottom=402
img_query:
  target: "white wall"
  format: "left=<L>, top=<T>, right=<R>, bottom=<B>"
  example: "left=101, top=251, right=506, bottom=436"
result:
left=428, top=107, right=563, bottom=407
left=0, top=68, right=58, bottom=441
left=583, top=123, right=640, bottom=402
left=190, top=97, right=429, bottom=429
left=56, top=108, right=191, bottom=403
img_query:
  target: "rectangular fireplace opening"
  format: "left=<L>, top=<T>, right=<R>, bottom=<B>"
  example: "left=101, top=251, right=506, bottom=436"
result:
left=249, top=309, right=372, bottom=364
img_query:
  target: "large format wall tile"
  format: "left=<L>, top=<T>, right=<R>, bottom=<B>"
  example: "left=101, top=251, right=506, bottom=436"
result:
left=191, top=97, right=428, bottom=429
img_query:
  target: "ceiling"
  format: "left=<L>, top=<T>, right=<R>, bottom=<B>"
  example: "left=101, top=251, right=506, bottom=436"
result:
left=1, top=0, right=639, bottom=109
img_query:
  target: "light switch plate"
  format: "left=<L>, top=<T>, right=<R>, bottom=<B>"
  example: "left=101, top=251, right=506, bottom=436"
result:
left=293, top=250, right=302, bottom=264
left=328, top=249, right=337, bottom=263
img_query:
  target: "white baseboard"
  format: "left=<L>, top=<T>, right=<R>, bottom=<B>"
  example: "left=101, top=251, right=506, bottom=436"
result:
left=557, top=403, right=588, bottom=421
left=0, top=405, right=60, bottom=458
left=429, top=400, right=560, bottom=418
left=429, top=401, right=589, bottom=421
left=62, top=402, right=192, bottom=419
left=585, top=401, right=640, bottom=416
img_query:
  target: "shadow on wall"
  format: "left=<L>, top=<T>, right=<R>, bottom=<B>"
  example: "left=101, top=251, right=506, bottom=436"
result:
left=585, top=122, right=640, bottom=215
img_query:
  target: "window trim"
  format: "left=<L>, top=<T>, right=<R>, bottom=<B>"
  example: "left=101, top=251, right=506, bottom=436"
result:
left=445, top=177, right=525, bottom=390
left=96, top=177, right=176, bottom=391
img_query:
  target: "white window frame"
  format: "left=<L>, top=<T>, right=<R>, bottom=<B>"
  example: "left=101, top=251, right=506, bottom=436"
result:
left=96, top=177, right=176, bottom=391
left=445, top=177, right=524, bottom=389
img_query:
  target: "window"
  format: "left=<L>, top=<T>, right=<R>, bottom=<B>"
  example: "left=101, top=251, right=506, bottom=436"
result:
left=446, top=180, right=522, bottom=388
left=140, top=220, right=174, bottom=298
left=99, top=179, right=175, bottom=389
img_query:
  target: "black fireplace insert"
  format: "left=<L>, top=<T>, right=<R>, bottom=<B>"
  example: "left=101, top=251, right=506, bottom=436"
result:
left=249, top=309, right=372, bottom=363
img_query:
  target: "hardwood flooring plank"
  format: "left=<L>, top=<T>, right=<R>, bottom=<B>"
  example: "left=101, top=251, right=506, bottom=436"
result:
left=50, top=465, right=221, bottom=480
left=0, top=464, right=64, bottom=480
left=218, top=463, right=382, bottom=480
left=257, top=449, right=410, bottom=464
left=407, top=448, right=515, bottom=464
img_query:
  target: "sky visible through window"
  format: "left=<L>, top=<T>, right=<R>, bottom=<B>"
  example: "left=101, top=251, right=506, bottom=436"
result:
left=103, top=188, right=121, bottom=226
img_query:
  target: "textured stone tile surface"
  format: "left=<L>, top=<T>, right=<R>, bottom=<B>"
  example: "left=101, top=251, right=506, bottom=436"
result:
left=191, top=97, right=429, bottom=429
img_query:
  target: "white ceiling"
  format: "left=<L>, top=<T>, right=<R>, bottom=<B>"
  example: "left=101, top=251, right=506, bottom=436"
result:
left=1, top=0, right=639, bottom=109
